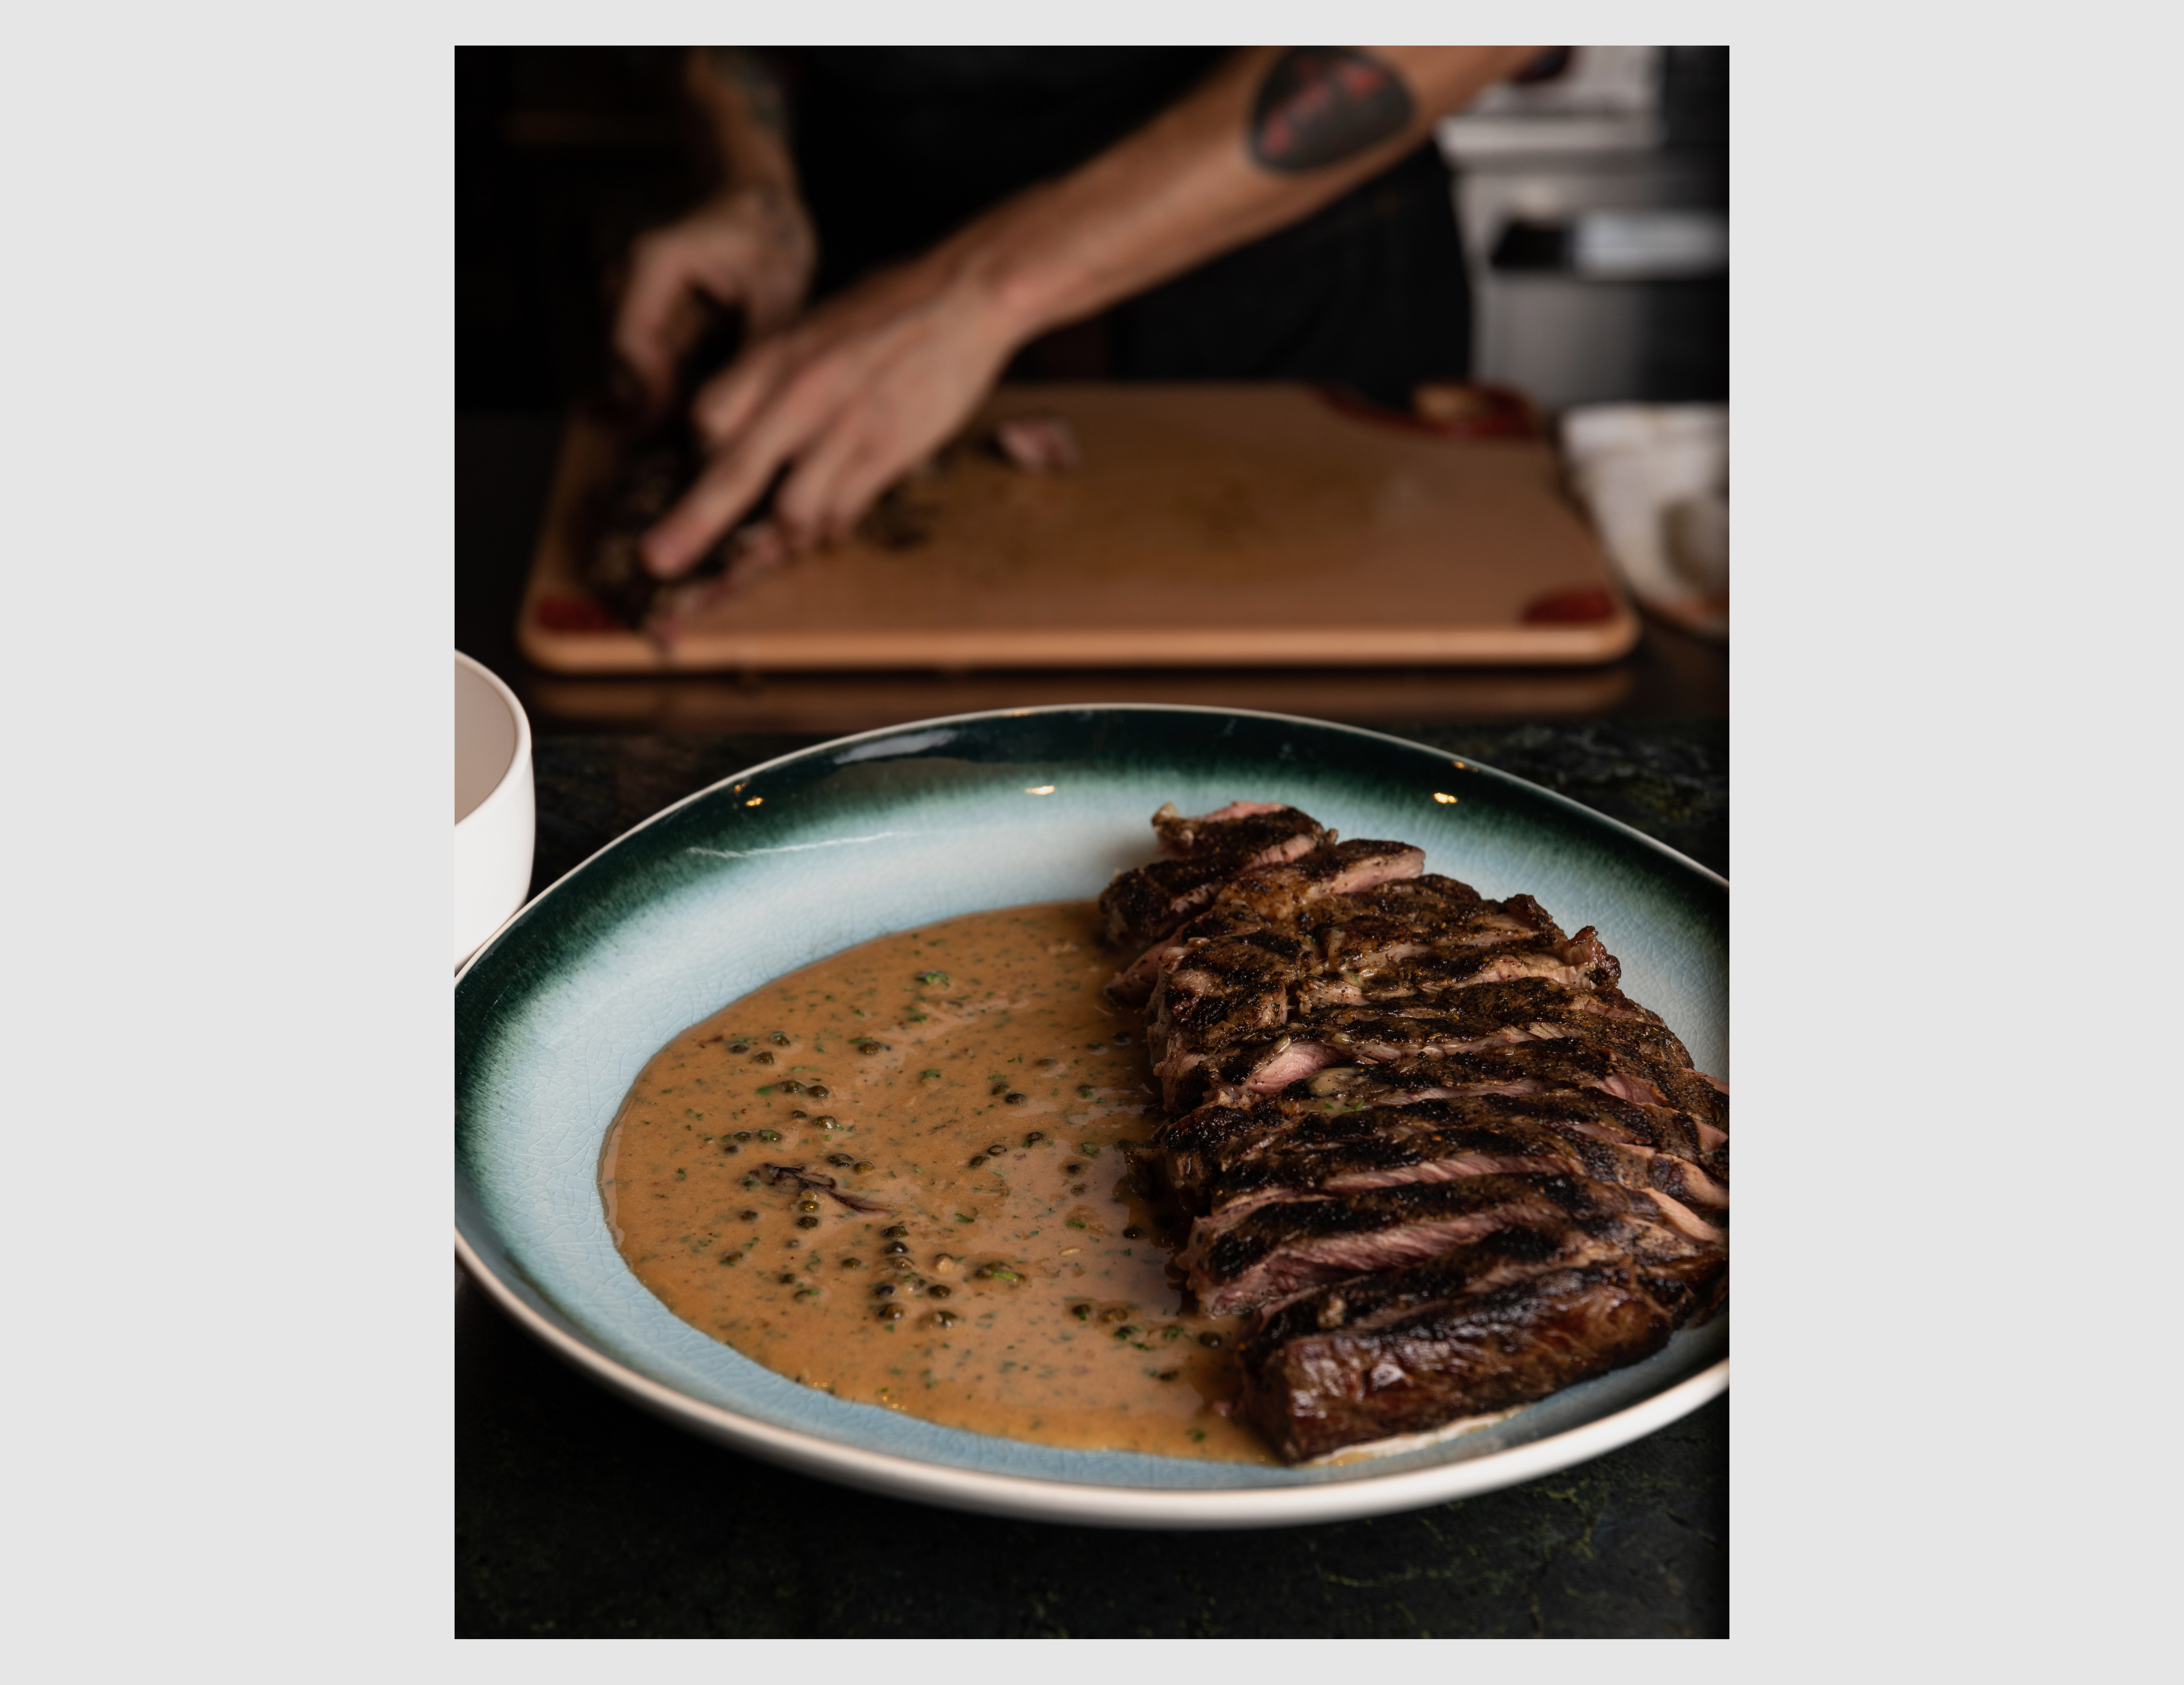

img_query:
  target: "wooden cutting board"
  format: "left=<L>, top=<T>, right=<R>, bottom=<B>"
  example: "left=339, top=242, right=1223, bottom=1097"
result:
left=516, top=383, right=1637, bottom=672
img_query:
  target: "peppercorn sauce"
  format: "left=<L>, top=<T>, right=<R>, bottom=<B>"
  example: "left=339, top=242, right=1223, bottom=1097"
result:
left=599, top=900, right=1272, bottom=1463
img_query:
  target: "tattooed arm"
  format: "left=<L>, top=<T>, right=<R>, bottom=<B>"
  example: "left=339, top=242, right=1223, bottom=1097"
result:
left=643, top=46, right=1534, bottom=571
left=612, top=48, right=817, bottom=417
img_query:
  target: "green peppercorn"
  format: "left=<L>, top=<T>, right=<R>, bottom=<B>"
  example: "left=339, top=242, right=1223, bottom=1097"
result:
left=1198, top=1332, right=1223, bottom=1348
left=739, top=1209, right=758, bottom=1221
left=930, top=1310, right=959, bottom=1328
left=814, top=1114, right=838, bottom=1128
left=882, top=1241, right=908, bottom=1255
left=840, top=1258, right=864, bottom=1269
left=1071, top=1303, right=1092, bottom=1321
left=967, top=1155, right=986, bottom=1169
left=728, top=1042, right=750, bottom=1054
left=986, top=1143, right=1009, bottom=1157
left=777, top=1273, right=797, bottom=1285
left=877, top=1304, right=904, bottom=1321
left=1062, top=1162, right=1082, bottom=1175
left=807, top=1084, right=830, bottom=1100
left=1004, top=1092, right=1028, bottom=1106
left=797, top=1216, right=819, bottom=1229
left=752, top=1051, right=774, bottom=1066
left=1024, top=1131, right=1046, bottom=1145
left=1123, top=1225, right=1144, bottom=1240
left=1114, top=1324, right=1139, bottom=1338
left=770, top=1032, right=790, bottom=1045
left=722, top=1143, right=740, bottom=1155
left=718, top=1252, right=741, bottom=1265
left=757, top=1128, right=781, bottom=1142
left=927, top=1284, right=951, bottom=1299
left=881, top=1224, right=908, bottom=1238
left=873, top=1283, right=895, bottom=1298
left=853, top=1160, right=874, bottom=1173
left=827, top=1153, right=854, bottom=1166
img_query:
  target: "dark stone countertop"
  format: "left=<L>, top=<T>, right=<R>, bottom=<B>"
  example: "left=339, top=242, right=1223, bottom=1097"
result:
left=458, top=722, right=1728, bottom=1638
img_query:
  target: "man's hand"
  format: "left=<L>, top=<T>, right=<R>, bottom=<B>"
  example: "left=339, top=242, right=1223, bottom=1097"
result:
left=640, top=251, right=1021, bottom=575
left=611, top=182, right=817, bottom=419
left=636, top=45, right=1538, bottom=574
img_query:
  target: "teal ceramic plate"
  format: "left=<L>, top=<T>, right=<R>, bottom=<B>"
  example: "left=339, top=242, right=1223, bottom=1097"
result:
left=456, top=706, right=1727, bottom=1528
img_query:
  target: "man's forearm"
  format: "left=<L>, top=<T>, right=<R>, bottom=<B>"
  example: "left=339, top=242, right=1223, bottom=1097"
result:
left=945, top=46, right=1538, bottom=346
left=688, top=47, right=799, bottom=193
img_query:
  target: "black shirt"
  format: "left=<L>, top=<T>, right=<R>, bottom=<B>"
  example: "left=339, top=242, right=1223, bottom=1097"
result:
left=785, top=47, right=1470, bottom=403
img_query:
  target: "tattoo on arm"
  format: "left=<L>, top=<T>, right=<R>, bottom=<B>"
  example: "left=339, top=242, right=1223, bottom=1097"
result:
left=1248, top=47, right=1414, bottom=173
left=704, top=47, right=787, bottom=136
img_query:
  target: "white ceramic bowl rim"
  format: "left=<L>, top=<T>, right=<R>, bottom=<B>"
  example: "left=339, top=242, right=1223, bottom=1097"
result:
left=455, top=650, right=532, bottom=836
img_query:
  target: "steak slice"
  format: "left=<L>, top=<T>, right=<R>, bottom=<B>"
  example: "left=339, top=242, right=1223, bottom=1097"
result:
left=1305, top=1049, right=1729, bottom=1160
left=1237, top=1221, right=1723, bottom=1461
left=1097, top=803, right=1328, bottom=950
left=1294, top=926, right=1620, bottom=1011
left=1172, top=980, right=1703, bottom=1112
left=1181, top=1092, right=1731, bottom=1221
left=1109, top=835, right=1426, bottom=1005
left=1182, top=1171, right=1721, bottom=1316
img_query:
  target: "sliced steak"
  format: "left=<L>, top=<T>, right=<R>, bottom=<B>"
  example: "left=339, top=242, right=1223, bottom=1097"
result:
left=1098, top=804, right=1328, bottom=951
left=1301, top=1046, right=1728, bottom=1166
left=1110, top=834, right=1425, bottom=1006
left=1296, top=926, right=1620, bottom=1011
left=1182, top=1171, right=1721, bottom=1316
left=1174, top=980, right=1702, bottom=1112
left=1237, top=1221, right=1722, bottom=1461
left=1182, top=1092, right=1730, bottom=1221
left=1097, top=794, right=1727, bottom=1462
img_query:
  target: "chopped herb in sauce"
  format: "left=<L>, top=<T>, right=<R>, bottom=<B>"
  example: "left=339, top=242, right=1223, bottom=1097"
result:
left=596, top=900, right=1264, bottom=1464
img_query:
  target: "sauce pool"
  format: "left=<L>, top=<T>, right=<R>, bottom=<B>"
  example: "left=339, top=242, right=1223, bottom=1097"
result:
left=598, top=899, right=1272, bottom=1463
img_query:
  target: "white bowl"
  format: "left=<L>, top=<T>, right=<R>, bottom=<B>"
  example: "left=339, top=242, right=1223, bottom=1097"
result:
left=454, top=652, right=534, bottom=969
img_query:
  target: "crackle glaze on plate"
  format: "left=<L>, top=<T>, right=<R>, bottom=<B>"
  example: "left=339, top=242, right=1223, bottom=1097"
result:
left=455, top=706, right=1727, bottom=1528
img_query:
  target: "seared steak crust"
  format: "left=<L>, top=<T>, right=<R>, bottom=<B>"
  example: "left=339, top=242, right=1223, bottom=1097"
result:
left=1179, top=1092, right=1731, bottom=1221
left=1097, top=804, right=1328, bottom=949
left=1102, top=800, right=1728, bottom=1459
left=1237, top=1222, right=1723, bottom=1461
left=1181, top=1171, right=1718, bottom=1316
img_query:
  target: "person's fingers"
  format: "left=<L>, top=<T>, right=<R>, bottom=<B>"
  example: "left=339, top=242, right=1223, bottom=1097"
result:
left=821, top=445, right=909, bottom=545
left=643, top=360, right=837, bottom=573
left=613, top=235, right=724, bottom=410
left=641, top=437, right=787, bottom=578
left=691, top=334, right=794, bottom=447
left=742, top=273, right=802, bottom=339
left=610, top=250, right=683, bottom=406
left=773, top=405, right=896, bottom=547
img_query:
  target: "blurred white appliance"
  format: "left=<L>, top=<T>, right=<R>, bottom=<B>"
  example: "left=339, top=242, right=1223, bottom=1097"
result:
left=1438, top=47, right=1727, bottom=413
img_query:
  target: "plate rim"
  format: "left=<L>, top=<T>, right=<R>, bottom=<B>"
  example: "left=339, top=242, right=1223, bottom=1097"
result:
left=455, top=702, right=1727, bottom=1526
